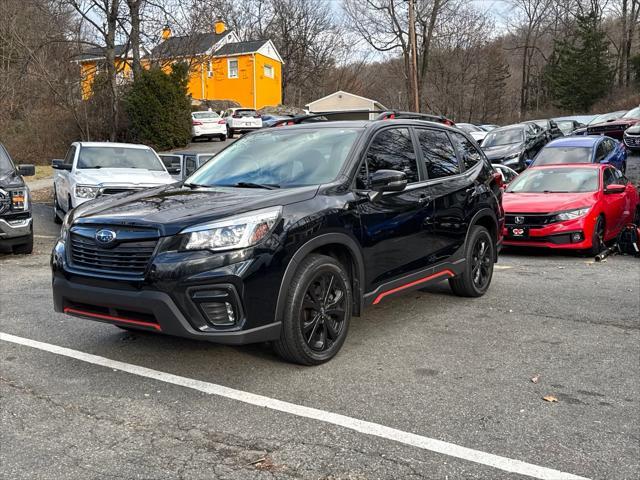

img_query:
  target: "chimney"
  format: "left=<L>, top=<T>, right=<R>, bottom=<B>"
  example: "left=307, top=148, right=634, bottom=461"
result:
left=161, top=25, right=171, bottom=40
left=214, top=19, right=226, bottom=35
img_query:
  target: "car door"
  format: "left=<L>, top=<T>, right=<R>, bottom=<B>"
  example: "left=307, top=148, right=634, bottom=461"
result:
left=356, top=127, right=434, bottom=288
left=601, top=166, right=626, bottom=236
left=415, top=128, right=468, bottom=262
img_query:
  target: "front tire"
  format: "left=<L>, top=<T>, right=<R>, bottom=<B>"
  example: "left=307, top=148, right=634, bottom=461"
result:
left=273, top=254, right=352, bottom=365
left=588, top=215, right=605, bottom=256
left=449, top=226, right=495, bottom=297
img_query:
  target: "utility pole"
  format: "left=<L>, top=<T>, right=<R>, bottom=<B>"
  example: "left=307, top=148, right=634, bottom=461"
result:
left=408, top=0, right=420, bottom=112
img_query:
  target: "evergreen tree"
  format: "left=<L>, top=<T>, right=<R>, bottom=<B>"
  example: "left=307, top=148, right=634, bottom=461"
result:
left=545, top=12, right=612, bottom=112
left=124, top=63, right=192, bottom=151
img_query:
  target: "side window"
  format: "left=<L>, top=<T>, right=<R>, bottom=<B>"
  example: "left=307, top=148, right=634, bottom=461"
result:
left=64, top=145, right=76, bottom=165
left=357, top=128, right=419, bottom=187
left=595, top=142, right=607, bottom=162
left=416, top=128, right=459, bottom=179
left=185, top=156, right=198, bottom=176
left=451, top=132, right=483, bottom=170
left=603, top=168, right=616, bottom=187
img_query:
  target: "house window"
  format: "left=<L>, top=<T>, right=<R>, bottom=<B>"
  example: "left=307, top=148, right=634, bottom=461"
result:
left=264, top=64, right=274, bottom=78
left=207, top=60, right=213, bottom=78
left=228, top=58, right=238, bottom=79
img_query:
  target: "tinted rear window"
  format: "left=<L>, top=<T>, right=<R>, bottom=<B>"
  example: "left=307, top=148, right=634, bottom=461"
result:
left=192, top=112, right=220, bottom=119
left=236, top=109, right=258, bottom=117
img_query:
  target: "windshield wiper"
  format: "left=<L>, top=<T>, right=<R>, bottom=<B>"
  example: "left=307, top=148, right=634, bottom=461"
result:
left=230, top=182, right=280, bottom=190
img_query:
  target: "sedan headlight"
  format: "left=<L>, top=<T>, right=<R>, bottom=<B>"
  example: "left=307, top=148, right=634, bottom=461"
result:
left=552, top=207, right=590, bottom=222
left=181, top=207, right=281, bottom=251
left=75, top=185, right=99, bottom=199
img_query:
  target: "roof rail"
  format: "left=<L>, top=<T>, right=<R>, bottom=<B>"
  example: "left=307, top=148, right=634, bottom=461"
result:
left=269, top=109, right=456, bottom=128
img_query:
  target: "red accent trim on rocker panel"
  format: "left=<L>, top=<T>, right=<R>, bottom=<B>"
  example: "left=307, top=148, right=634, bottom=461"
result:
left=372, top=269, right=455, bottom=305
left=63, top=307, right=162, bottom=331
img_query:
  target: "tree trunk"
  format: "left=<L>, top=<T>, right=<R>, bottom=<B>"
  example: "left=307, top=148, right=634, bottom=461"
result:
left=105, top=0, right=120, bottom=142
left=127, top=0, right=142, bottom=79
left=418, top=0, right=441, bottom=108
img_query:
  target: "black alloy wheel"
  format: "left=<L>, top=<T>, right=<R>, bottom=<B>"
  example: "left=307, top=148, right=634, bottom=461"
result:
left=588, top=216, right=605, bottom=256
left=274, top=254, right=352, bottom=365
left=301, top=271, right=347, bottom=352
left=449, top=225, right=495, bottom=297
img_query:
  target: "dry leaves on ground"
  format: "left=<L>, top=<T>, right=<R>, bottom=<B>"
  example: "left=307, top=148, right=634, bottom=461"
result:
left=543, top=395, right=558, bottom=403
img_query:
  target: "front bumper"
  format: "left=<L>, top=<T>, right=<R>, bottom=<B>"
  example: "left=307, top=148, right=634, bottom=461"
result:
left=624, top=135, right=640, bottom=150
left=502, top=215, right=593, bottom=250
left=0, top=216, right=32, bottom=240
left=51, top=234, right=285, bottom=345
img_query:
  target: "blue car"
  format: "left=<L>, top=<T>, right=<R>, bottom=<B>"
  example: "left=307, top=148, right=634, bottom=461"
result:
left=529, top=135, right=628, bottom=173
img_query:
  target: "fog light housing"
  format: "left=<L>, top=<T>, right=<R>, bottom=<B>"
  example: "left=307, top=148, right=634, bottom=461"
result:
left=200, top=301, right=236, bottom=326
left=190, top=286, right=243, bottom=328
left=571, top=232, right=584, bottom=243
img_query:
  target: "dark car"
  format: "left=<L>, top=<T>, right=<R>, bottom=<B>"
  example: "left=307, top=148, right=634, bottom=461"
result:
left=159, top=151, right=216, bottom=180
left=0, top=143, right=35, bottom=254
left=481, top=123, right=548, bottom=172
left=51, top=118, right=504, bottom=365
left=530, top=136, right=628, bottom=173
left=528, top=119, right=564, bottom=141
left=261, top=115, right=292, bottom=127
left=623, top=124, right=640, bottom=151
left=573, top=110, right=627, bottom=136
left=553, top=119, right=585, bottom=136
left=587, top=106, right=640, bottom=140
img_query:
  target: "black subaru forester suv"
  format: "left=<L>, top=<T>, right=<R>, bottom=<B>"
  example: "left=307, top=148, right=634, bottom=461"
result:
left=52, top=117, right=504, bottom=365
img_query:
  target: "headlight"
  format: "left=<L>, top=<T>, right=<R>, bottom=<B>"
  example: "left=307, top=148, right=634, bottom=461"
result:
left=181, top=206, right=281, bottom=251
left=75, top=185, right=99, bottom=199
left=552, top=207, right=590, bottom=222
left=10, top=189, right=28, bottom=210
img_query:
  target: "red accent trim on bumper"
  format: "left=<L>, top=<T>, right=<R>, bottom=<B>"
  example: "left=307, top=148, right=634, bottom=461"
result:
left=63, top=307, right=162, bottom=331
left=373, top=269, right=455, bottom=305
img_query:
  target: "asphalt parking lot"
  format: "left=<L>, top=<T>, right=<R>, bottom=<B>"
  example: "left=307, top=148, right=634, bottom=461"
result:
left=1, top=151, right=639, bottom=480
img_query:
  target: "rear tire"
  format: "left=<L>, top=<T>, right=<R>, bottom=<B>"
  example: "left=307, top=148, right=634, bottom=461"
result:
left=449, top=226, right=495, bottom=297
left=13, top=233, right=33, bottom=255
left=588, top=215, right=605, bottom=256
left=273, top=254, right=352, bottom=365
left=219, top=134, right=227, bottom=142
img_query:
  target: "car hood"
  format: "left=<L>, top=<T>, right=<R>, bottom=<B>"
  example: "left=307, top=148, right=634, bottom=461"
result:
left=482, top=143, right=523, bottom=161
left=0, top=169, right=26, bottom=189
left=73, top=168, right=175, bottom=186
left=71, top=183, right=320, bottom=236
left=503, top=191, right=598, bottom=213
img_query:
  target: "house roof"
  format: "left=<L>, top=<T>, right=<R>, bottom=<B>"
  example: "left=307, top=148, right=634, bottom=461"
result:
left=306, top=90, right=387, bottom=110
left=75, top=44, right=130, bottom=62
left=214, top=39, right=269, bottom=56
left=150, top=31, right=229, bottom=58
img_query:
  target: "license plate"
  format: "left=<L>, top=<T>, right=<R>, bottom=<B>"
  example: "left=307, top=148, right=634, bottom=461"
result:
left=509, top=227, right=528, bottom=238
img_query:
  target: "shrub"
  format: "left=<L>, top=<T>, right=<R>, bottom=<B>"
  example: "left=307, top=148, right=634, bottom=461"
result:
left=124, top=63, right=192, bottom=151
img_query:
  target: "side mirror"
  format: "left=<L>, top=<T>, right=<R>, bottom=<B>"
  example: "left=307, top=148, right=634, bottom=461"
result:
left=52, top=159, right=64, bottom=167
left=370, top=169, right=407, bottom=192
left=17, top=164, right=35, bottom=177
left=52, top=160, right=72, bottom=171
left=167, top=166, right=181, bottom=175
left=605, top=184, right=625, bottom=194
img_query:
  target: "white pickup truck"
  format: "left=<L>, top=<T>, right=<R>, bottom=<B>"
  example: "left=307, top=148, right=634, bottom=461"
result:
left=52, top=142, right=176, bottom=223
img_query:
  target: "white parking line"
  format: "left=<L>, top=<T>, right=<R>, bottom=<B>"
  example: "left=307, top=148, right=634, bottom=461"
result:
left=0, top=332, right=589, bottom=480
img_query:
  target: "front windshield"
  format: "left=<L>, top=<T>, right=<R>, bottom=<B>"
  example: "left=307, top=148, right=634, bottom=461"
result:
left=186, top=127, right=360, bottom=188
left=0, top=145, right=15, bottom=174
left=533, top=120, right=547, bottom=129
left=483, top=128, right=524, bottom=147
left=622, top=106, right=640, bottom=119
left=77, top=146, right=165, bottom=170
left=555, top=121, right=574, bottom=135
left=507, top=167, right=598, bottom=193
left=534, top=147, right=592, bottom=165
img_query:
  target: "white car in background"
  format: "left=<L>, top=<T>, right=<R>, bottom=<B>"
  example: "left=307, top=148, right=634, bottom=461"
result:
left=221, top=108, right=262, bottom=138
left=52, top=142, right=175, bottom=223
left=191, top=111, right=227, bottom=142
left=456, top=123, right=488, bottom=145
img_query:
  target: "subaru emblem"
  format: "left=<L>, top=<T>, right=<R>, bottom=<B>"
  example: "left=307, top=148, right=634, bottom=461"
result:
left=95, top=229, right=117, bottom=246
left=515, top=216, right=525, bottom=224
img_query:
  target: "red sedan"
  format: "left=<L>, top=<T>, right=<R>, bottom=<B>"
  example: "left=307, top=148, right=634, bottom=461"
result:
left=502, top=164, right=639, bottom=254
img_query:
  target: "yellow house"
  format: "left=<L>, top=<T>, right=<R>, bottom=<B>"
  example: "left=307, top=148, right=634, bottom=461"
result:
left=149, top=21, right=283, bottom=109
left=76, top=45, right=150, bottom=100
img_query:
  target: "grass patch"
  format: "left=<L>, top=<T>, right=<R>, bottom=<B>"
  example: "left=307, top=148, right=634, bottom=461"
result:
left=31, top=165, right=53, bottom=180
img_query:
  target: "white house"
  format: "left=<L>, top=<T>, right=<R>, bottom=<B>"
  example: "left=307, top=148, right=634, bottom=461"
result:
left=305, top=90, right=387, bottom=120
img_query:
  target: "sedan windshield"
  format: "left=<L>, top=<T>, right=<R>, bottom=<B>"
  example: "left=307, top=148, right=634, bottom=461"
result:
left=77, top=147, right=165, bottom=170
left=507, top=168, right=598, bottom=193
left=186, top=127, right=360, bottom=188
left=483, top=128, right=524, bottom=147
left=0, top=145, right=15, bottom=174
left=533, top=147, right=593, bottom=166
